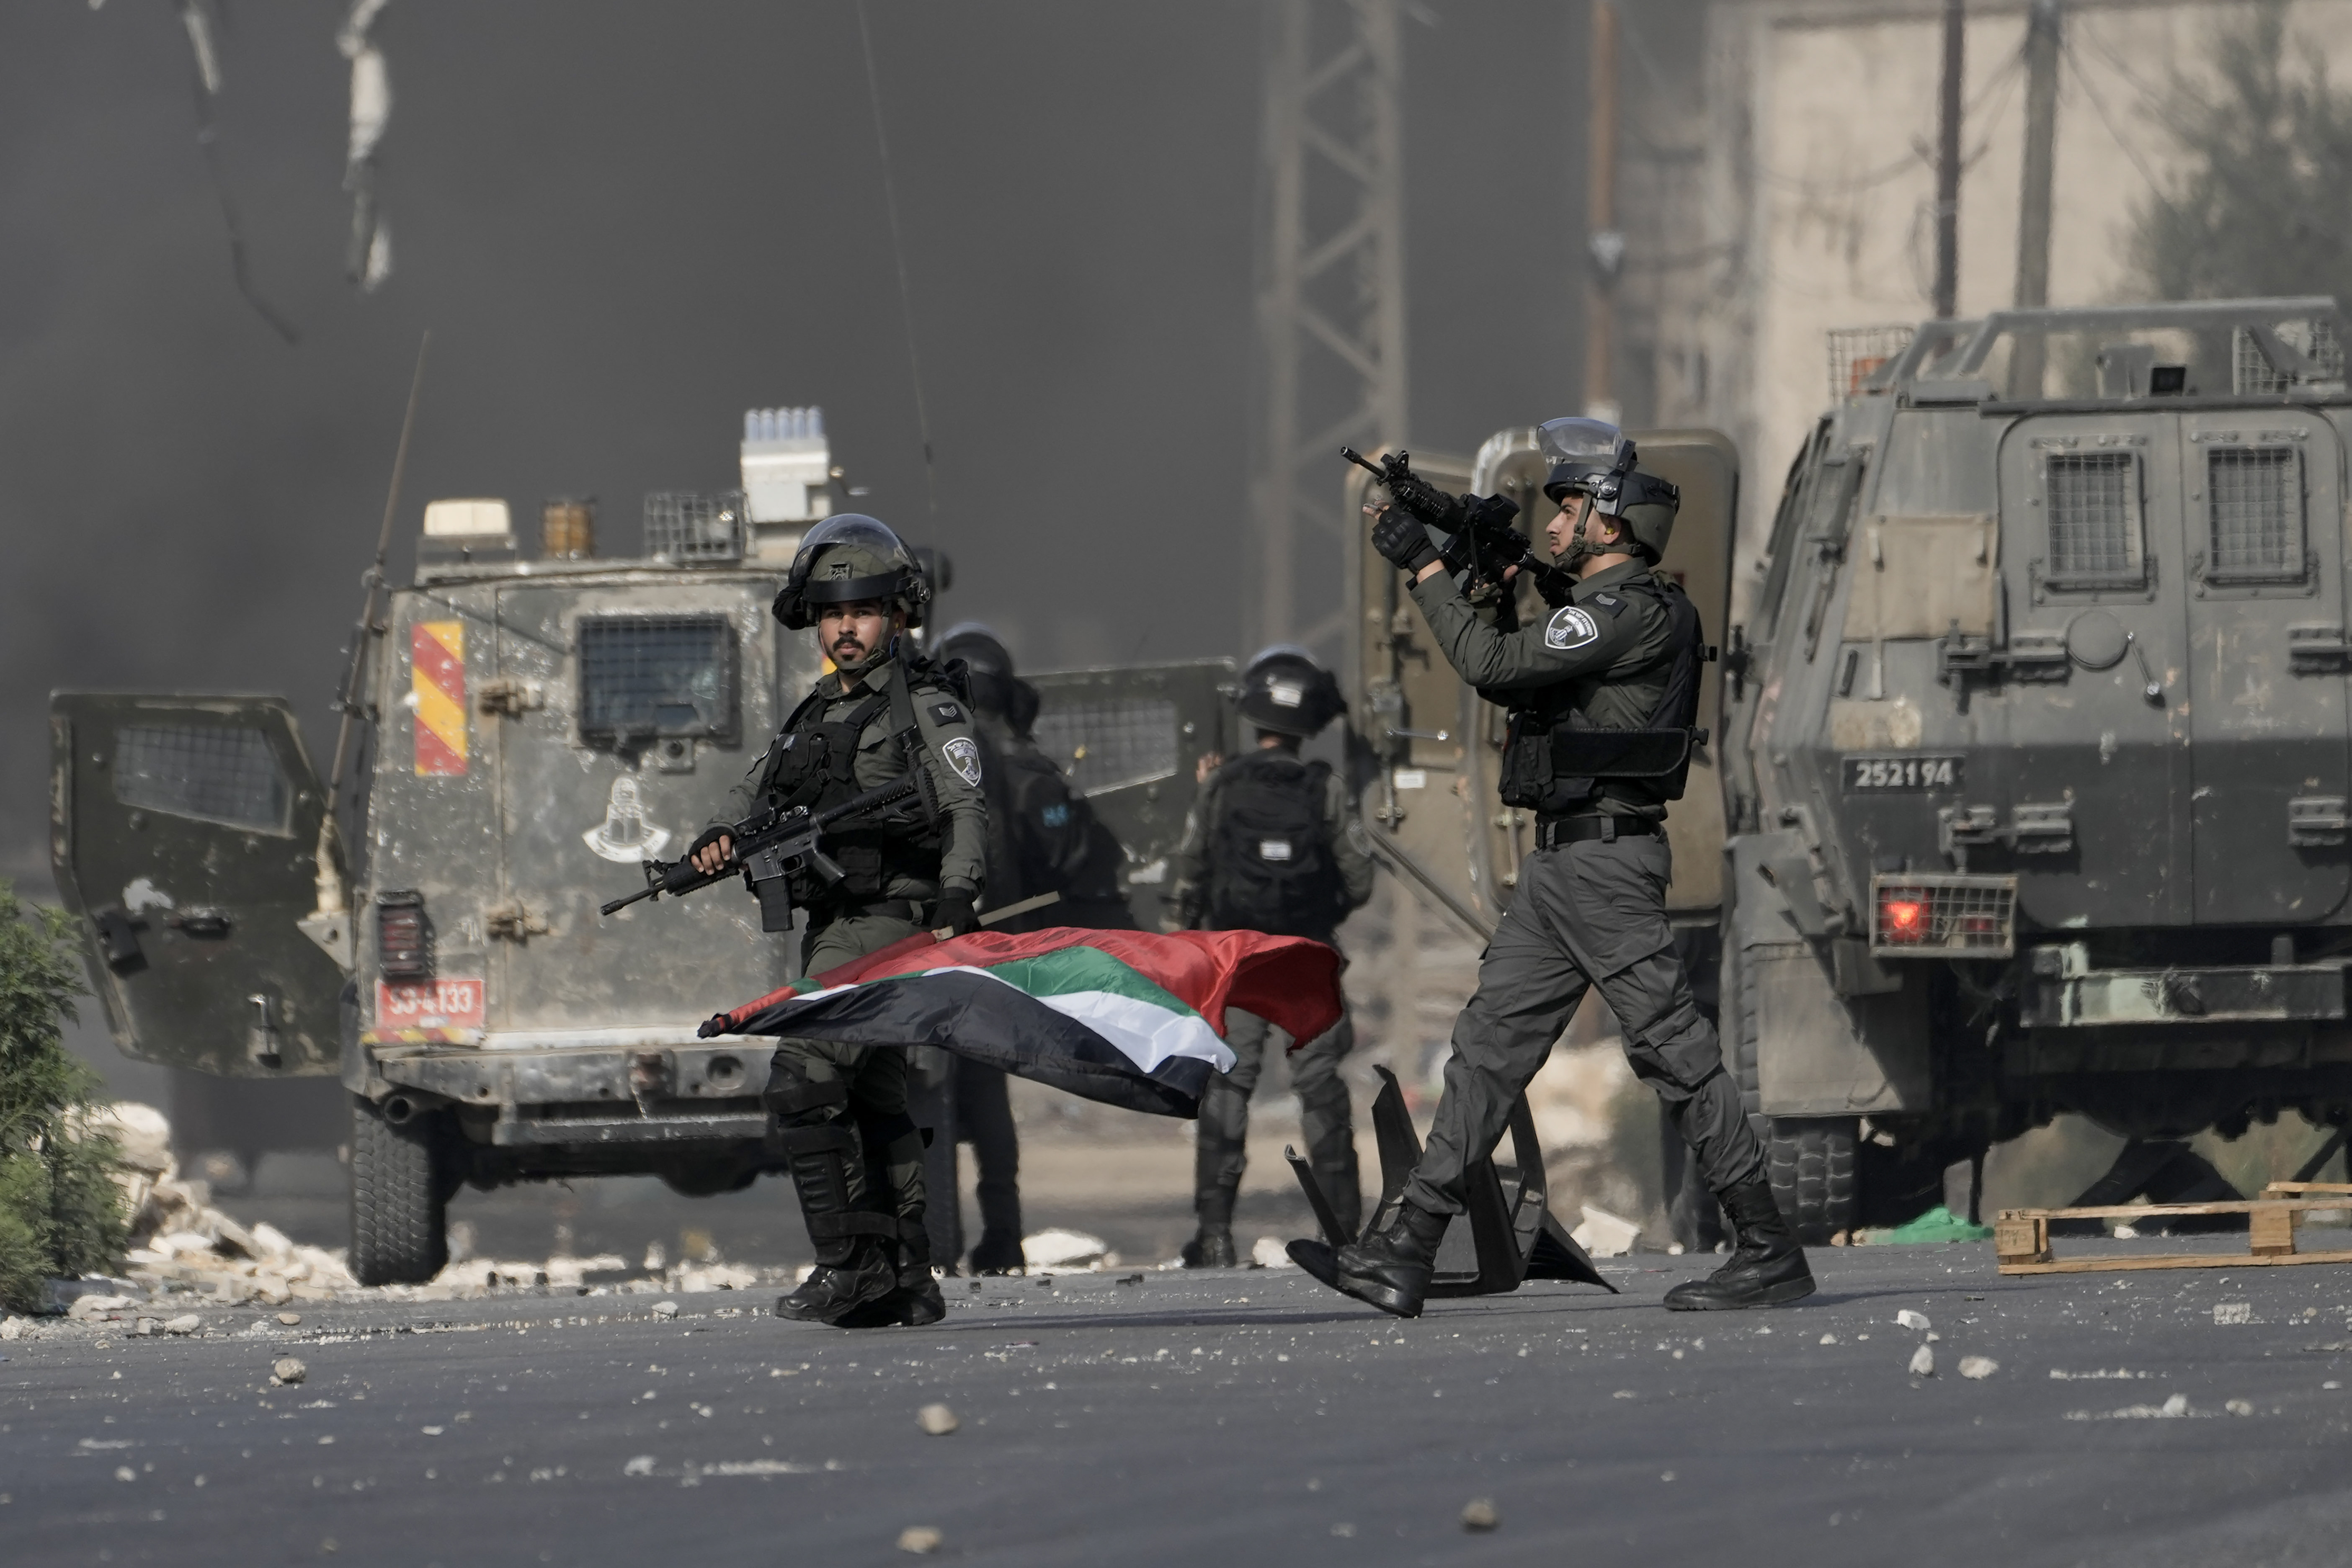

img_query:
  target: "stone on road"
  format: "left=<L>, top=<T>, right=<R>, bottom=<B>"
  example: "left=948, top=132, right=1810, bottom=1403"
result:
left=9, top=1241, right=2352, bottom=1565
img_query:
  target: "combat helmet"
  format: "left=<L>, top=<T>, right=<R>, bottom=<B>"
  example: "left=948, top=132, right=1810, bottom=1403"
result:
left=1536, top=415, right=1681, bottom=562
left=1235, top=644, right=1346, bottom=738
left=933, top=621, right=1022, bottom=720
left=772, top=514, right=934, bottom=629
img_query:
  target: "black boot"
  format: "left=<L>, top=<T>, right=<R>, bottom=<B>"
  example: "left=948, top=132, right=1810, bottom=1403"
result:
left=969, top=1228, right=1026, bottom=1275
left=837, top=1221, right=947, bottom=1328
left=774, top=1122, right=900, bottom=1324
left=1181, top=1226, right=1237, bottom=1268
left=1182, top=1181, right=1239, bottom=1268
left=1324, top=1201, right=1447, bottom=1318
left=1663, top=1179, right=1815, bottom=1311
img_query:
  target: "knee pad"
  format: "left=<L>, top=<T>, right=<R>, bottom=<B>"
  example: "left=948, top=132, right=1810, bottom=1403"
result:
left=763, top=1054, right=850, bottom=1119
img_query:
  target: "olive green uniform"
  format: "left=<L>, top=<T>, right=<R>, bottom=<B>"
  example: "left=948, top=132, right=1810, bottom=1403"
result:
left=711, top=650, right=986, bottom=1271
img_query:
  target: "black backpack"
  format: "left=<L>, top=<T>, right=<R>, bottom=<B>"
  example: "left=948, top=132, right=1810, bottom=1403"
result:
left=1204, top=752, right=1342, bottom=938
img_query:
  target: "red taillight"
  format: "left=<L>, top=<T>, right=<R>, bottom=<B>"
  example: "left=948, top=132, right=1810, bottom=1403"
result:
left=1882, top=897, right=1926, bottom=941
left=377, top=891, right=430, bottom=980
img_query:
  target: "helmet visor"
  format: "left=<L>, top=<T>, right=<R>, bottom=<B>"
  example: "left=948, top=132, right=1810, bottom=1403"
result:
left=1537, top=417, right=1635, bottom=471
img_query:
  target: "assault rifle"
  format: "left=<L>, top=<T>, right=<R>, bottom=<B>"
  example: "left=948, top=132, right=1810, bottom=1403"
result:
left=1342, top=446, right=1576, bottom=610
left=600, top=773, right=927, bottom=932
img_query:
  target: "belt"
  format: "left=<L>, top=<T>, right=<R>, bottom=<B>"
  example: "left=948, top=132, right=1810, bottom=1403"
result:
left=1535, top=814, right=1661, bottom=850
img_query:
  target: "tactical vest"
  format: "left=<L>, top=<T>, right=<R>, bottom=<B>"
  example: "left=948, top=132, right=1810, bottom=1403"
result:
left=1495, top=573, right=1707, bottom=816
left=1204, top=752, right=1344, bottom=939
left=756, top=657, right=946, bottom=906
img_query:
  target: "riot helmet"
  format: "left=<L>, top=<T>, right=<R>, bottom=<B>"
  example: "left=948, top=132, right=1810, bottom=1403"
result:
left=772, top=514, right=934, bottom=629
left=1537, top=416, right=1680, bottom=561
left=1235, top=644, right=1345, bottom=738
left=1612, top=486, right=1681, bottom=563
left=933, top=621, right=1020, bottom=718
left=1539, top=417, right=1638, bottom=507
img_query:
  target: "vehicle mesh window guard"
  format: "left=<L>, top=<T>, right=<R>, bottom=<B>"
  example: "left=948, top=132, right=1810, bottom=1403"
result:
left=1870, top=874, right=2017, bottom=959
left=1030, top=699, right=1179, bottom=797
left=642, top=492, right=747, bottom=562
left=113, top=725, right=289, bottom=833
left=578, top=615, right=738, bottom=745
left=2206, top=446, right=2303, bottom=580
left=2044, top=451, right=2141, bottom=583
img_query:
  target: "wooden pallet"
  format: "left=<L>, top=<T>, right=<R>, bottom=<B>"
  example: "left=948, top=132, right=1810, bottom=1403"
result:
left=1996, top=1197, right=2352, bottom=1275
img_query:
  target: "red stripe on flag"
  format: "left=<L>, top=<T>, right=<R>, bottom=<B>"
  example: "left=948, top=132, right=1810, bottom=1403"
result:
left=716, top=927, right=1343, bottom=1047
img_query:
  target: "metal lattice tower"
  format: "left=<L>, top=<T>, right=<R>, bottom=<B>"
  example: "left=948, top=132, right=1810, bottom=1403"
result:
left=1251, top=0, right=1407, bottom=655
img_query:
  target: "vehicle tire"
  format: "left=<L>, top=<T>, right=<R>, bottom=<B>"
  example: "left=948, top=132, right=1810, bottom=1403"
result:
left=1767, top=1117, right=1859, bottom=1245
left=350, top=1095, right=449, bottom=1287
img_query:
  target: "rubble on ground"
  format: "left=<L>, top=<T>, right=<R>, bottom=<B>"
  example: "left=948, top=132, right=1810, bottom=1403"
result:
left=1571, top=1205, right=1641, bottom=1258
left=1022, top=1229, right=1113, bottom=1269
left=103, top=1102, right=355, bottom=1307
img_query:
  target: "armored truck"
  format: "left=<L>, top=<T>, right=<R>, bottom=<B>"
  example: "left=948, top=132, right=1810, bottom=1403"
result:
left=49, top=409, right=1238, bottom=1285
left=1718, top=297, right=2352, bottom=1241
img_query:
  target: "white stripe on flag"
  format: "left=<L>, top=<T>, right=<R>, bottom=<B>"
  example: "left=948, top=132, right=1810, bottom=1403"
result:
left=788, top=965, right=1236, bottom=1076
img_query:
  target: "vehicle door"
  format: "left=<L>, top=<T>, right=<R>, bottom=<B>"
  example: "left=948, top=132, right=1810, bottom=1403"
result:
left=1993, top=414, right=2194, bottom=927
left=484, top=580, right=793, bottom=1035
left=1025, top=659, right=1238, bottom=930
left=2177, top=411, right=2352, bottom=923
left=49, top=694, right=347, bottom=1076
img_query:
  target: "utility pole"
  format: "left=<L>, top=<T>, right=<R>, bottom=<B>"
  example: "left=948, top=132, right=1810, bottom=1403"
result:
left=1933, top=0, right=1965, bottom=319
left=1252, top=0, right=1407, bottom=656
left=1583, top=2, right=1622, bottom=423
left=2012, top=0, right=2062, bottom=392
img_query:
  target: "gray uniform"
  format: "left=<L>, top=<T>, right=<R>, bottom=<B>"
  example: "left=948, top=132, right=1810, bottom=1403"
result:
left=1168, top=750, right=1377, bottom=1237
left=710, top=650, right=988, bottom=1256
left=1400, top=561, right=1766, bottom=1219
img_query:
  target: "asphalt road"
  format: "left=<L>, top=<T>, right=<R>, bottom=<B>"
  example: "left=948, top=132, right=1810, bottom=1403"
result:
left=11, top=1239, right=2352, bottom=1568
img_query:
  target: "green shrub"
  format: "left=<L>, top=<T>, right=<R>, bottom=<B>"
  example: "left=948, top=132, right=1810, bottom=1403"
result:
left=0, top=880, right=126, bottom=1313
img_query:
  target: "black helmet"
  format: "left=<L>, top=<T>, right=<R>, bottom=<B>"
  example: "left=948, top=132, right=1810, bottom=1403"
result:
left=1537, top=416, right=1681, bottom=561
left=772, top=514, right=934, bottom=629
left=1235, top=644, right=1345, bottom=738
left=933, top=621, right=1020, bottom=718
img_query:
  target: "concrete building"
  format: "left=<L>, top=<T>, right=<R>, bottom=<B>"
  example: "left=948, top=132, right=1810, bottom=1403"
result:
left=1618, top=0, right=2352, bottom=599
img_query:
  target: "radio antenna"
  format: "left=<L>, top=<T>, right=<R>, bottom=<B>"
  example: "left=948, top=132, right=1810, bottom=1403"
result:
left=856, top=1, right=938, bottom=521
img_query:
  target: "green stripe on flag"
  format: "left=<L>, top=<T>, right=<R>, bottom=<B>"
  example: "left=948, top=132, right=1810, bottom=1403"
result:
left=806, top=941, right=1204, bottom=1022
left=973, top=946, right=1204, bottom=1020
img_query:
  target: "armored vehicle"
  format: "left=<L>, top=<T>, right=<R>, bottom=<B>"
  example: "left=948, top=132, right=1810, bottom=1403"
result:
left=49, top=409, right=1233, bottom=1285
left=1718, top=297, right=2352, bottom=1241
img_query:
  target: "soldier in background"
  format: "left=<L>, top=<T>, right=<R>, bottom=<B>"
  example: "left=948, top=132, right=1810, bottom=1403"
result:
left=689, top=516, right=986, bottom=1327
left=920, top=623, right=1137, bottom=1274
left=1166, top=646, right=1375, bottom=1268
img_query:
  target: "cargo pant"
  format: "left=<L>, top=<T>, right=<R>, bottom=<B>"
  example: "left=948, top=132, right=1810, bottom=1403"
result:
left=1197, top=1005, right=1362, bottom=1238
left=1404, top=832, right=1765, bottom=1218
left=766, top=911, right=929, bottom=1256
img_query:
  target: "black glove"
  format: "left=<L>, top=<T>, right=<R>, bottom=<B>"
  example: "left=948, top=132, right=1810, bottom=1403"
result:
left=687, top=825, right=732, bottom=863
left=1370, top=508, right=1442, bottom=573
left=931, top=889, right=982, bottom=937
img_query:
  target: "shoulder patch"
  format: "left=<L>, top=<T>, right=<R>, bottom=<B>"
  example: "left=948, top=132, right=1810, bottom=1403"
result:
left=929, top=700, right=966, bottom=726
left=941, top=735, right=983, bottom=788
left=1545, top=605, right=1602, bottom=650
left=1587, top=591, right=1624, bottom=613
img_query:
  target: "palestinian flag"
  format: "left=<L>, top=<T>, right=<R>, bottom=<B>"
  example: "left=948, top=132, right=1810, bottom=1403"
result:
left=701, top=927, right=1342, bottom=1119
